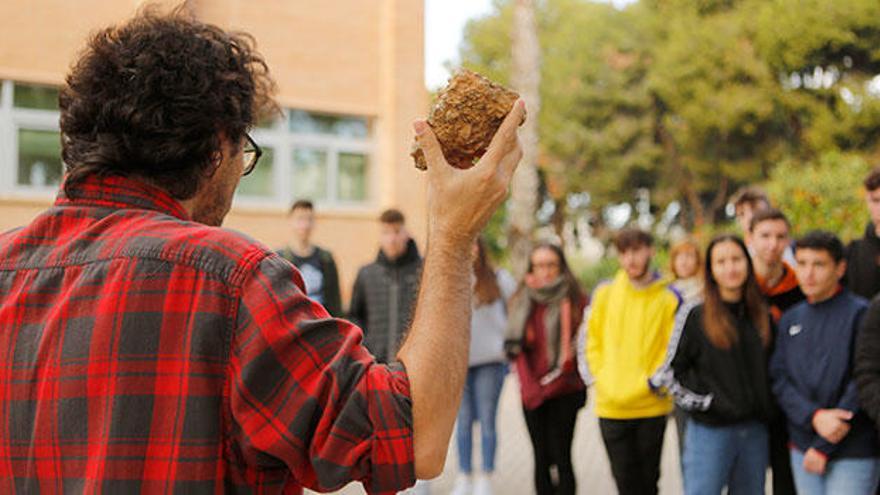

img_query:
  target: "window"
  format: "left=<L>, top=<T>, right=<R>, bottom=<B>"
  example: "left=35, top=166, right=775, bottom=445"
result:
left=13, top=83, right=60, bottom=110
left=291, top=148, right=328, bottom=200
left=0, top=80, right=64, bottom=194
left=237, top=147, right=275, bottom=197
left=0, top=81, right=374, bottom=207
left=240, top=109, right=373, bottom=206
left=18, top=129, right=63, bottom=187
left=289, top=110, right=369, bottom=138
left=337, top=152, right=368, bottom=201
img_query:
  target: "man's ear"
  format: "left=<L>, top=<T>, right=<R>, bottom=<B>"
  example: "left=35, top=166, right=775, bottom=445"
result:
left=205, top=132, right=230, bottom=178
left=836, top=259, right=847, bottom=280
left=205, top=150, right=222, bottom=178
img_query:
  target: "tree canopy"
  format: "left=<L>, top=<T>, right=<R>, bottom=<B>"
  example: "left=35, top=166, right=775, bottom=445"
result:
left=458, top=0, right=880, bottom=232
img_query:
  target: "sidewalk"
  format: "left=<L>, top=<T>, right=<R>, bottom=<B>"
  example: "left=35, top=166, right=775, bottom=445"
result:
left=314, top=372, right=683, bottom=494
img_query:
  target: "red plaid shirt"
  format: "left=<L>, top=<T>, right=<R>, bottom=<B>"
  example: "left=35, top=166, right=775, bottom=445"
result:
left=0, top=175, right=415, bottom=494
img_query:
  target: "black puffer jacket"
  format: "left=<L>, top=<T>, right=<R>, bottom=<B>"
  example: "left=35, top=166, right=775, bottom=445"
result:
left=348, top=239, right=422, bottom=363
left=846, top=222, right=880, bottom=300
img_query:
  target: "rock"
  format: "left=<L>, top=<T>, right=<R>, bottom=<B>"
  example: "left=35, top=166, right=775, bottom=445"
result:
left=412, top=69, right=521, bottom=170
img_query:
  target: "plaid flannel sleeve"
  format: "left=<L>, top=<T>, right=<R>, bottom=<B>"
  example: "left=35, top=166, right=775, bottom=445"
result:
left=229, top=253, right=415, bottom=493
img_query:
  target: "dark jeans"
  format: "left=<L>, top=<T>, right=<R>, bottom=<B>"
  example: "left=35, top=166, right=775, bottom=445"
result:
left=599, top=415, right=667, bottom=495
left=769, top=417, right=796, bottom=495
left=522, top=390, right=586, bottom=495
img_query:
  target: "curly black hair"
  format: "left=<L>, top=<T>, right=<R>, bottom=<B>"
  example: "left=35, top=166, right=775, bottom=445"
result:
left=59, top=6, right=276, bottom=199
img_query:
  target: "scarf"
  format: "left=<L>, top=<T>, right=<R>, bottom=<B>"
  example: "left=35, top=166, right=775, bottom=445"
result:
left=505, top=276, right=573, bottom=369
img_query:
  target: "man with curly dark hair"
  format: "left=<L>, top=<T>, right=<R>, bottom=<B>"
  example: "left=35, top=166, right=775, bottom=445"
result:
left=0, top=7, right=525, bottom=494
left=59, top=6, right=276, bottom=225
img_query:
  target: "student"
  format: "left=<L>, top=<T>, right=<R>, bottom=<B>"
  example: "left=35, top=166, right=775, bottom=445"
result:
left=651, top=235, right=774, bottom=495
left=506, top=243, right=587, bottom=495
left=771, top=231, right=879, bottom=494
left=451, top=237, right=517, bottom=495
left=277, top=199, right=342, bottom=315
left=669, top=237, right=704, bottom=306
left=666, top=237, right=704, bottom=454
left=750, top=208, right=805, bottom=322
left=847, top=168, right=880, bottom=299
left=348, top=209, right=422, bottom=363
left=731, top=185, right=796, bottom=268
left=856, top=284, right=880, bottom=469
left=749, top=207, right=802, bottom=494
left=585, top=228, right=679, bottom=495
left=732, top=186, right=771, bottom=247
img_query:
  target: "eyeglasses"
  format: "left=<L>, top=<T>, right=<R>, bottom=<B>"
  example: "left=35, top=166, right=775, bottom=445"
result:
left=242, top=133, right=262, bottom=176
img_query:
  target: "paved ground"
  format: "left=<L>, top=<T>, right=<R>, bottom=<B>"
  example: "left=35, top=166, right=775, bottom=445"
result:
left=311, top=373, right=684, bottom=495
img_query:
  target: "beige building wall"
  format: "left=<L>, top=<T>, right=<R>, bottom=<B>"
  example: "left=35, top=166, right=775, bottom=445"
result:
left=0, top=0, right=428, bottom=304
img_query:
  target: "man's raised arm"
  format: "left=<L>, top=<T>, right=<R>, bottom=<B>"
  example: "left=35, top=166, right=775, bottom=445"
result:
left=397, top=100, right=525, bottom=479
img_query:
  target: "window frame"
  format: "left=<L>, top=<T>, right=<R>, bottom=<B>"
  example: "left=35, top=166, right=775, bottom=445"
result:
left=0, top=81, right=376, bottom=209
left=236, top=108, right=375, bottom=209
left=0, top=80, right=64, bottom=198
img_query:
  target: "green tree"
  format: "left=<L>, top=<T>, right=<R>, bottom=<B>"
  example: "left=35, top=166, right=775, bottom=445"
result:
left=648, top=4, right=800, bottom=226
left=765, top=151, right=871, bottom=242
left=462, top=0, right=663, bottom=228
left=458, top=0, right=880, bottom=239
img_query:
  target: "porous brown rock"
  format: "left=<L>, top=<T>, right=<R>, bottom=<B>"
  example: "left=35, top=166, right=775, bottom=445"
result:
left=412, top=69, right=521, bottom=170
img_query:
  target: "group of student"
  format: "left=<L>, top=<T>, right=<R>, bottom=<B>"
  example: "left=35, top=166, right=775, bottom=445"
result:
left=501, top=168, right=880, bottom=495
left=276, top=200, right=422, bottom=366
left=275, top=169, right=880, bottom=495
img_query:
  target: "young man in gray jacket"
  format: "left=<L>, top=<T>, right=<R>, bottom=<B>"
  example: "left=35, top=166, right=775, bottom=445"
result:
left=349, top=209, right=423, bottom=363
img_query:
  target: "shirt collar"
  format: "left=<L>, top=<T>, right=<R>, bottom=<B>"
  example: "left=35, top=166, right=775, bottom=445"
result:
left=55, top=174, right=190, bottom=221
left=807, top=285, right=845, bottom=305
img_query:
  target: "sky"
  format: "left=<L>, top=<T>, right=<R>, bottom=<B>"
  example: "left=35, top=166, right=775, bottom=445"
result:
left=425, top=0, right=638, bottom=89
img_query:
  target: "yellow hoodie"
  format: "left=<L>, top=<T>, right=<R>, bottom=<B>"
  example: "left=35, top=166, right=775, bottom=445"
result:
left=586, top=270, right=678, bottom=419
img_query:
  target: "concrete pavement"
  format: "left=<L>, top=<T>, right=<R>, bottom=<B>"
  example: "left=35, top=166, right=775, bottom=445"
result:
left=313, top=372, right=684, bottom=495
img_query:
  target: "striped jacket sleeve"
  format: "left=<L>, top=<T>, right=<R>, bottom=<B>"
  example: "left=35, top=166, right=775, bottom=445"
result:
left=576, top=304, right=593, bottom=386
left=648, top=301, right=713, bottom=412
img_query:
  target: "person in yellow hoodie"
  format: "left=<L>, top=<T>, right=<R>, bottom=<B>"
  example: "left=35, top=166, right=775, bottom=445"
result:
left=585, top=228, right=679, bottom=495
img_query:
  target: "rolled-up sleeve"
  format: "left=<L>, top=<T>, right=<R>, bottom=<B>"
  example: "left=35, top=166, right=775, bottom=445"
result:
left=228, top=253, right=415, bottom=494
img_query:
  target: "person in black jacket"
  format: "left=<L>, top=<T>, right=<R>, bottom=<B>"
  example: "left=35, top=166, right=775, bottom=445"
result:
left=349, top=208, right=422, bottom=363
left=749, top=208, right=802, bottom=495
left=857, top=289, right=880, bottom=436
left=846, top=168, right=880, bottom=300
left=650, top=234, right=774, bottom=494
left=277, top=199, right=342, bottom=316
left=772, top=231, right=879, bottom=494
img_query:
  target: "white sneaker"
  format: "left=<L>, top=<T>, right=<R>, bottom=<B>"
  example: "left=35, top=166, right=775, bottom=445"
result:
left=450, top=474, right=472, bottom=495
left=473, top=474, right=493, bottom=495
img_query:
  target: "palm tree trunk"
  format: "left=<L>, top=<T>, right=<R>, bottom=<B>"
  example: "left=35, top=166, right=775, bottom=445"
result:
left=509, top=0, right=541, bottom=278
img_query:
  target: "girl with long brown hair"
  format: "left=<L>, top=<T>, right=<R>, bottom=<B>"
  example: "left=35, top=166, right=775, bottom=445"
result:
left=650, top=234, right=774, bottom=494
left=504, top=243, right=587, bottom=495
left=451, top=237, right=517, bottom=495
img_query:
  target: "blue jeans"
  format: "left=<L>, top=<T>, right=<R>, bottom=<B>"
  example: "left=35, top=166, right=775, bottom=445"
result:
left=683, top=419, right=768, bottom=495
left=455, top=362, right=507, bottom=473
left=790, top=448, right=880, bottom=495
